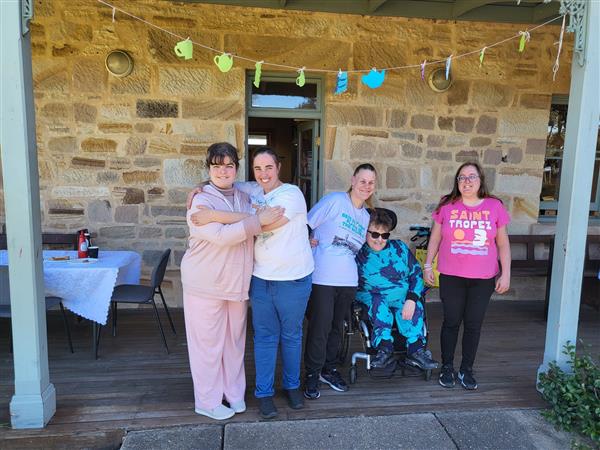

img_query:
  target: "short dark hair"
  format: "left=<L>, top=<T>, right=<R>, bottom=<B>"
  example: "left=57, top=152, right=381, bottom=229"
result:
left=252, top=146, right=280, bottom=165
left=369, top=208, right=394, bottom=232
left=206, top=142, right=240, bottom=169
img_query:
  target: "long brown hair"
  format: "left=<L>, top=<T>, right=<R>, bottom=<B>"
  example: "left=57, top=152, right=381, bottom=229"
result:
left=434, top=161, right=501, bottom=213
left=348, top=163, right=377, bottom=209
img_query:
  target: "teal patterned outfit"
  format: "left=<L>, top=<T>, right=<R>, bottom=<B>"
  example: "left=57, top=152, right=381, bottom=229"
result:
left=356, top=240, right=426, bottom=352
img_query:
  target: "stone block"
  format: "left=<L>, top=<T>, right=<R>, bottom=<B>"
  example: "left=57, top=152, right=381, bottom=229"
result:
left=456, top=150, right=479, bottom=162
left=134, top=123, right=154, bottom=133
left=404, top=79, right=440, bottom=107
left=99, top=226, right=136, bottom=239
left=496, top=173, right=541, bottom=195
left=498, top=110, right=547, bottom=137
left=134, top=157, right=161, bottom=168
left=88, top=200, right=112, bottom=222
left=437, top=117, right=453, bottom=131
left=525, top=139, right=546, bottom=155
left=165, top=227, right=188, bottom=239
left=387, top=110, right=408, bottom=128
left=446, top=80, right=470, bottom=106
left=81, top=138, right=118, bottom=153
left=324, top=161, right=354, bottom=191
left=74, top=103, right=97, bottom=123
left=33, top=64, right=69, bottom=93
left=377, top=142, right=399, bottom=158
left=123, top=188, right=145, bottom=205
left=148, top=187, right=165, bottom=197
left=426, top=135, right=444, bottom=147
left=350, top=141, right=376, bottom=160
left=420, top=166, right=436, bottom=190
left=386, top=167, right=418, bottom=189
left=158, top=67, right=243, bottom=98
left=123, top=171, right=160, bottom=184
left=71, top=157, right=105, bottom=168
left=507, top=147, right=523, bottom=164
left=115, top=205, right=139, bottom=223
left=136, top=100, right=178, bottom=118
left=326, top=105, right=384, bottom=127
left=173, top=250, right=185, bottom=267
left=151, top=206, right=187, bottom=217
left=410, top=114, right=435, bottom=130
left=426, top=150, right=452, bottom=161
left=139, top=227, right=163, bottom=239
left=47, top=199, right=84, bottom=216
left=163, top=159, right=206, bottom=187
left=48, top=136, right=77, bottom=153
left=98, top=123, right=132, bottom=134
left=476, top=115, right=497, bottom=135
left=401, top=143, right=423, bottom=159
left=41, top=103, right=70, bottom=120
left=126, top=137, right=147, bottom=155
left=455, top=117, right=475, bottom=133
left=470, top=137, right=491, bottom=147
left=142, top=249, right=168, bottom=267
left=100, top=104, right=131, bottom=120
left=470, top=82, right=513, bottom=108
left=182, top=99, right=243, bottom=120
left=148, top=138, right=177, bottom=155
left=391, top=132, right=416, bottom=141
left=73, top=59, right=107, bottom=93
left=52, top=186, right=110, bottom=198
left=168, top=189, right=191, bottom=204
left=484, top=149, right=502, bottom=165
left=519, top=93, right=551, bottom=110
left=110, top=65, right=151, bottom=95
left=351, top=129, right=389, bottom=139
left=108, top=158, right=132, bottom=170
left=96, top=171, right=120, bottom=184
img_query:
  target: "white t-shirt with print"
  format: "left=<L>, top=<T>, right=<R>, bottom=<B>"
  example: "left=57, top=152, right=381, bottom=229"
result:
left=236, top=182, right=314, bottom=281
left=308, top=191, right=370, bottom=287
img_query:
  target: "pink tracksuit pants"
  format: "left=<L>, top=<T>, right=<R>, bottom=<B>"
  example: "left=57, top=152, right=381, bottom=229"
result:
left=183, top=293, right=248, bottom=410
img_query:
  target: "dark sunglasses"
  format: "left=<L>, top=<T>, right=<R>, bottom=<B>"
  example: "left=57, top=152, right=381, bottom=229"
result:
left=367, top=230, right=390, bottom=240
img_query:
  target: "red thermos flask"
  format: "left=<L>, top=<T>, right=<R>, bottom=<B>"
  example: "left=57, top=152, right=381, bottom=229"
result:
left=77, top=231, right=88, bottom=258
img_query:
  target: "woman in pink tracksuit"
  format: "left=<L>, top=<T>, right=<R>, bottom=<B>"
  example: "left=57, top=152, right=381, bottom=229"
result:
left=180, top=142, right=283, bottom=421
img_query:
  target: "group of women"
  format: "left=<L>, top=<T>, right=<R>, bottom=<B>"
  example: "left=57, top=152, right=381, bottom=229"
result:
left=180, top=142, right=511, bottom=420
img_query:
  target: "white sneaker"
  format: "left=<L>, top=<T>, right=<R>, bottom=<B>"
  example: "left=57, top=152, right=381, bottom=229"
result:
left=194, top=404, right=235, bottom=420
left=229, top=400, right=246, bottom=413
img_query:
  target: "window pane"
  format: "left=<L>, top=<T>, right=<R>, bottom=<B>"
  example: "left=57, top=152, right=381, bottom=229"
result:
left=251, top=80, right=318, bottom=110
left=541, top=104, right=568, bottom=205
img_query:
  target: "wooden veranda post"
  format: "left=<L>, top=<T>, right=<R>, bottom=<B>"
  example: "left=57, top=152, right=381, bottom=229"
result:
left=0, top=0, right=56, bottom=427
left=539, top=0, right=600, bottom=376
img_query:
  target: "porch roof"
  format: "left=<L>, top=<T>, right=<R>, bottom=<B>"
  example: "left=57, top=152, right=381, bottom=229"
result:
left=184, top=0, right=561, bottom=24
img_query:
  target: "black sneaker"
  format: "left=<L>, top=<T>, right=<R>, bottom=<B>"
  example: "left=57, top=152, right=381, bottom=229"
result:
left=370, top=348, right=393, bottom=369
left=458, top=369, right=478, bottom=390
left=303, top=372, right=321, bottom=400
left=406, top=348, right=440, bottom=370
left=439, top=364, right=455, bottom=388
left=258, top=396, right=278, bottom=419
left=286, top=388, right=304, bottom=409
left=319, top=369, right=349, bottom=392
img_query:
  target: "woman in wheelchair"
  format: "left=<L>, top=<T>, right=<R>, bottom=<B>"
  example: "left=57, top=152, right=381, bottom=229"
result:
left=356, top=208, right=439, bottom=371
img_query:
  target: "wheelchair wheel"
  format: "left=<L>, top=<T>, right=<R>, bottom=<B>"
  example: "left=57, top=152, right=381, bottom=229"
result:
left=424, top=369, right=432, bottom=381
left=349, top=365, right=357, bottom=384
left=338, top=319, right=350, bottom=365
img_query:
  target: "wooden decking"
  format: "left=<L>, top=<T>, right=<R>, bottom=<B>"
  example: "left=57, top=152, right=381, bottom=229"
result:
left=1, top=301, right=598, bottom=448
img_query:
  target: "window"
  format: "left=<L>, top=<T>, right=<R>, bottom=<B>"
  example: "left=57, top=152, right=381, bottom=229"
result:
left=250, top=80, right=318, bottom=110
left=539, top=96, right=600, bottom=219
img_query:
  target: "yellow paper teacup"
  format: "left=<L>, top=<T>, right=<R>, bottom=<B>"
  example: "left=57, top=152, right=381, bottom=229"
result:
left=174, top=39, right=193, bottom=60
left=214, top=54, right=233, bottom=72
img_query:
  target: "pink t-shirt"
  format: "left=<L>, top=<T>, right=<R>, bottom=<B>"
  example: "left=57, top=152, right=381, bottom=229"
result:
left=432, top=197, right=510, bottom=279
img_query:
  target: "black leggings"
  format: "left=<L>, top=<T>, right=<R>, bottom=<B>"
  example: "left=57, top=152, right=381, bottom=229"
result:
left=439, top=274, right=495, bottom=371
left=304, top=284, right=356, bottom=375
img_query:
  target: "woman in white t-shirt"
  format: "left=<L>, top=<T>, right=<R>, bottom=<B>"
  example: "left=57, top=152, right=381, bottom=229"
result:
left=187, top=147, right=314, bottom=420
left=302, top=164, right=376, bottom=400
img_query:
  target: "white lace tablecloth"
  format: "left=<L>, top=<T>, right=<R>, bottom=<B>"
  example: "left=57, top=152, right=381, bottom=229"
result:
left=0, top=250, right=141, bottom=325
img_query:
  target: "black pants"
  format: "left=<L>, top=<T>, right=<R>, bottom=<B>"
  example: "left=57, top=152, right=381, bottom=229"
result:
left=439, top=274, right=495, bottom=371
left=304, top=284, right=356, bottom=375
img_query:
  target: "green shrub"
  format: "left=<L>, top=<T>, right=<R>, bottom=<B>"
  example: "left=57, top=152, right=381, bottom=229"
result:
left=537, top=342, right=600, bottom=446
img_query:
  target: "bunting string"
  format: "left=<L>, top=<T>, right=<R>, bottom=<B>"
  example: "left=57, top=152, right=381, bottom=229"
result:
left=97, top=0, right=565, bottom=76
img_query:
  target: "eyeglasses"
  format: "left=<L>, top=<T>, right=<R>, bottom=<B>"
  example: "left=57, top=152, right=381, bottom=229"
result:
left=457, top=174, right=480, bottom=183
left=367, top=230, right=390, bottom=240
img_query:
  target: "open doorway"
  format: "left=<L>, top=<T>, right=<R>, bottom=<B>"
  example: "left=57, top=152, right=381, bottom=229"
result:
left=248, top=117, right=319, bottom=207
left=246, top=74, right=322, bottom=208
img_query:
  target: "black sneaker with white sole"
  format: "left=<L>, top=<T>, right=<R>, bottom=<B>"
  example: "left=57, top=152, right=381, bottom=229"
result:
left=438, top=364, right=455, bottom=388
left=458, top=369, right=478, bottom=390
left=303, top=372, right=321, bottom=400
left=319, top=369, right=349, bottom=392
left=406, top=348, right=440, bottom=370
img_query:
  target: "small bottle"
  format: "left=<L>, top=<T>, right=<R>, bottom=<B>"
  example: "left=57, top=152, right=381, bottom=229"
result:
left=78, top=231, right=88, bottom=258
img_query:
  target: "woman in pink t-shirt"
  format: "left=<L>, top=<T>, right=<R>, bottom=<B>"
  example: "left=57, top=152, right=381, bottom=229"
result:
left=424, top=161, right=511, bottom=390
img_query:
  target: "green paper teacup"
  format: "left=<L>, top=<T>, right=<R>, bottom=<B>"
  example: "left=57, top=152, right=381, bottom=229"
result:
left=214, top=54, right=233, bottom=72
left=174, top=39, right=193, bottom=60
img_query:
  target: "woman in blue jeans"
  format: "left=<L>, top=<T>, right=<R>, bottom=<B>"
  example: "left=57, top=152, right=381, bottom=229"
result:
left=188, top=147, right=314, bottom=419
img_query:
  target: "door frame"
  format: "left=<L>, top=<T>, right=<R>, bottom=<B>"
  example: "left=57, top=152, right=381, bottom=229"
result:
left=245, top=72, right=325, bottom=203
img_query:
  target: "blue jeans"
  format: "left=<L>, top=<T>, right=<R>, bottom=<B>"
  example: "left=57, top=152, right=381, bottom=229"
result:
left=250, top=274, right=312, bottom=398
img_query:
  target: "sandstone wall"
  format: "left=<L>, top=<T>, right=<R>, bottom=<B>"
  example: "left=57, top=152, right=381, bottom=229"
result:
left=1, top=0, right=577, bottom=303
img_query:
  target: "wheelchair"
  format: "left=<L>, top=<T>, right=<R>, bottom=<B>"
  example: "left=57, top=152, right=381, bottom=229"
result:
left=338, top=289, right=434, bottom=385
